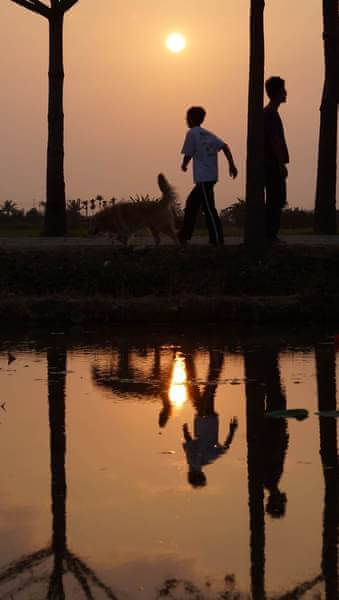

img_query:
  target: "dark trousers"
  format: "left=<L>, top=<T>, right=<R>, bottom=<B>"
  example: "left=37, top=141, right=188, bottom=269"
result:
left=180, top=181, right=224, bottom=245
left=264, top=161, right=287, bottom=240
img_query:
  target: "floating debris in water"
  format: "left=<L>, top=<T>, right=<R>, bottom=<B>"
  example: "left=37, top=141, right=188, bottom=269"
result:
left=7, top=352, right=16, bottom=365
left=265, top=409, right=309, bottom=421
left=315, top=410, right=339, bottom=418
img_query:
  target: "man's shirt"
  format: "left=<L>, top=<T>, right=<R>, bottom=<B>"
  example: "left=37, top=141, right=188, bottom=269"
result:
left=264, top=106, right=289, bottom=164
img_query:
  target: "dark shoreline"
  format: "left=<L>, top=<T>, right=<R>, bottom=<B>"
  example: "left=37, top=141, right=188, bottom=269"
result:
left=2, top=244, right=339, bottom=325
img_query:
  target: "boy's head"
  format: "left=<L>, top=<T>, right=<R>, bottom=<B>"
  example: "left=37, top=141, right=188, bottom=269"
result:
left=265, top=76, right=287, bottom=104
left=188, top=469, right=207, bottom=488
left=186, top=106, right=206, bottom=128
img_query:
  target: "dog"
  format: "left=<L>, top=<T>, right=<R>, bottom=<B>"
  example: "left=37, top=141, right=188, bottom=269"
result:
left=90, top=174, right=179, bottom=246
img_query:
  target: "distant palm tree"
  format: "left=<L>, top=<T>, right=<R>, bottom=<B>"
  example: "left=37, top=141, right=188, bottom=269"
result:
left=244, top=0, right=266, bottom=248
left=314, top=0, right=338, bottom=234
left=39, top=200, right=46, bottom=214
left=0, top=199, right=19, bottom=216
left=10, top=0, right=81, bottom=236
left=66, top=198, right=81, bottom=213
left=81, top=199, right=88, bottom=217
left=96, top=195, right=104, bottom=210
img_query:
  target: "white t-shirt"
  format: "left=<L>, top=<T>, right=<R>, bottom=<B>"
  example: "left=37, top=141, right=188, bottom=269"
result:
left=183, top=415, right=227, bottom=470
left=181, top=126, right=225, bottom=183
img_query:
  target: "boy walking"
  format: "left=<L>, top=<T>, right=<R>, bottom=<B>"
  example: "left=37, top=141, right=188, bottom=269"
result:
left=179, top=106, right=238, bottom=246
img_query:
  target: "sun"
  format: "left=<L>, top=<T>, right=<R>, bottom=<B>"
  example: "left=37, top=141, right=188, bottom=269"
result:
left=166, top=32, right=186, bottom=54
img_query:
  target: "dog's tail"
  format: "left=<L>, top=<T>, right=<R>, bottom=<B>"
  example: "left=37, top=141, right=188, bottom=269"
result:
left=158, top=173, right=177, bottom=207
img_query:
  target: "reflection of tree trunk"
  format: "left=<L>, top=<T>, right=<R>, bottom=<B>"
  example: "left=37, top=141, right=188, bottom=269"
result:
left=47, top=346, right=67, bottom=598
left=117, top=347, right=132, bottom=379
left=244, top=0, right=266, bottom=247
left=244, top=350, right=266, bottom=600
left=151, top=347, right=161, bottom=380
left=315, top=345, right=338, bottom=599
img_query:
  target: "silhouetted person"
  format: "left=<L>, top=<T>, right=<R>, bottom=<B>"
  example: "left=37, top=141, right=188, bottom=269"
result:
left=179, top=106, right=238, bottom=246
left=264, top=77, right=289, bottom=243
left=244, top=346, right=288, bottom=599
left=182, top=350, right=238, bottom=487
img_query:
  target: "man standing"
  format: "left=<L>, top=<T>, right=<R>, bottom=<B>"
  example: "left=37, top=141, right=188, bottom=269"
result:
left=179, top=106, right=238, bottom=246
left=264, top=77, right=290, bottom=243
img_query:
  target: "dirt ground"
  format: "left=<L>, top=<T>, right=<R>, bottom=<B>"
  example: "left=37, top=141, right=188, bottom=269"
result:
left=1, top=233, right=339, bottom=248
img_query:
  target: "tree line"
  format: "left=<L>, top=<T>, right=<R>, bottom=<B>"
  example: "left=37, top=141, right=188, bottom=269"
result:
left=0, top=196, right=327, bottom=232
left=8, top=0, right=338, bottom=245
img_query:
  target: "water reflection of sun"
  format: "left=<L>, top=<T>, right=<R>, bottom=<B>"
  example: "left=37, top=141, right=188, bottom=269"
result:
left=168, top=353, right=187, bottom=409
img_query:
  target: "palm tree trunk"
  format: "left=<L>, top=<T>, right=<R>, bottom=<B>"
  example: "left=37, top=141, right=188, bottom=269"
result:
left=314, top=0, right=338, bottom=234
left=244, top=0, right=266, bottom=247
left=44, top=13, right=66, bottom=236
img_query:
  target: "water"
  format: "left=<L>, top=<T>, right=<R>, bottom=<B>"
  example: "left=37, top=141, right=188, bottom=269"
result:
left=0, top=327, right=337, bottom=599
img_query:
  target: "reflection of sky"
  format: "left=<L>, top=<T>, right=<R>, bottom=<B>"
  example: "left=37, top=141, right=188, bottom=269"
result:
left=168, top=352, right=187, bottom=409
left=0, top=340, right=334, bottom=598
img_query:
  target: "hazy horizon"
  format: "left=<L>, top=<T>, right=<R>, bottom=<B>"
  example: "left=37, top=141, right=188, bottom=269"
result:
left=1, top=1, right=336, bottom=212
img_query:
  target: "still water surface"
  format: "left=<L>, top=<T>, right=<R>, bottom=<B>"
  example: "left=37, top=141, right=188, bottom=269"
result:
left=0, top=327, right=337, bottom=599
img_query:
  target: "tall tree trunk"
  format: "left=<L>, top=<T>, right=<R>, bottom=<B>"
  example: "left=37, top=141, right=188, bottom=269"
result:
left=244, top=0, right=266, bottom=247
left=44, top=13, right=66, bottom=236
left=314, top=0, right=338, bottom=234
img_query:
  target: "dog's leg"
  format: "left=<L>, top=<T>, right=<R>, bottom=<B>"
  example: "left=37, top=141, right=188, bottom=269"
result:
left=117, top=233, right=129, bottom=246
left=149, top=226, right=161, bottom=246
left=161, top=225, right=179, bottom=246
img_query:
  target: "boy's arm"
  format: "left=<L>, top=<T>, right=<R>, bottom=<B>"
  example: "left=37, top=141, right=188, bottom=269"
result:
left=181, top=155, right=192, bottom=172
left=222, top=144, right=238, bottom=179
left=183, top=423, right=192, bottom=441
left=223, top=417, right=238, bottom=449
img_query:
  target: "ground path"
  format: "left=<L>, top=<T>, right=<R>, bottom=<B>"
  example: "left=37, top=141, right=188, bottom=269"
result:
left=1, top=234, right=339, bottom=248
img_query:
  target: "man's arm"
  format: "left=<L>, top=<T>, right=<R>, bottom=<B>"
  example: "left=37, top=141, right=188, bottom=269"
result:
left=181, top=155, right=192, bottom=172
left=222, top=144, right=238, bottom=179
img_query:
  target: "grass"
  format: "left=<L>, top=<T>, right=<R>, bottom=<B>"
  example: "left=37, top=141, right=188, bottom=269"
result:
left=0, top=222, right=318, bottom=238
left=1, top=243, right=339, bottom=324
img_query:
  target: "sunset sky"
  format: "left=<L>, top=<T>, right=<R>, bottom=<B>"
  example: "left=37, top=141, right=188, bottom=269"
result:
left=1, top=1, right=330, bottom=211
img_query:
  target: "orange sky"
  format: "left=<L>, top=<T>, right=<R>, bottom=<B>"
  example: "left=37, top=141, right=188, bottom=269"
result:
left=1, top=1, right=331, bottom=211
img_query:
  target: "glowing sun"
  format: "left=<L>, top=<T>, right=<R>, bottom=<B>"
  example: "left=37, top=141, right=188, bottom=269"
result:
left=166, top=32, right=186, bottom=53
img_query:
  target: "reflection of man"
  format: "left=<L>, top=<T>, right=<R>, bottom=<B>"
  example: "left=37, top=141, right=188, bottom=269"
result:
left=262, top=350, right=289, bottom=518
left=182, top=350, right=238, bottom=487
